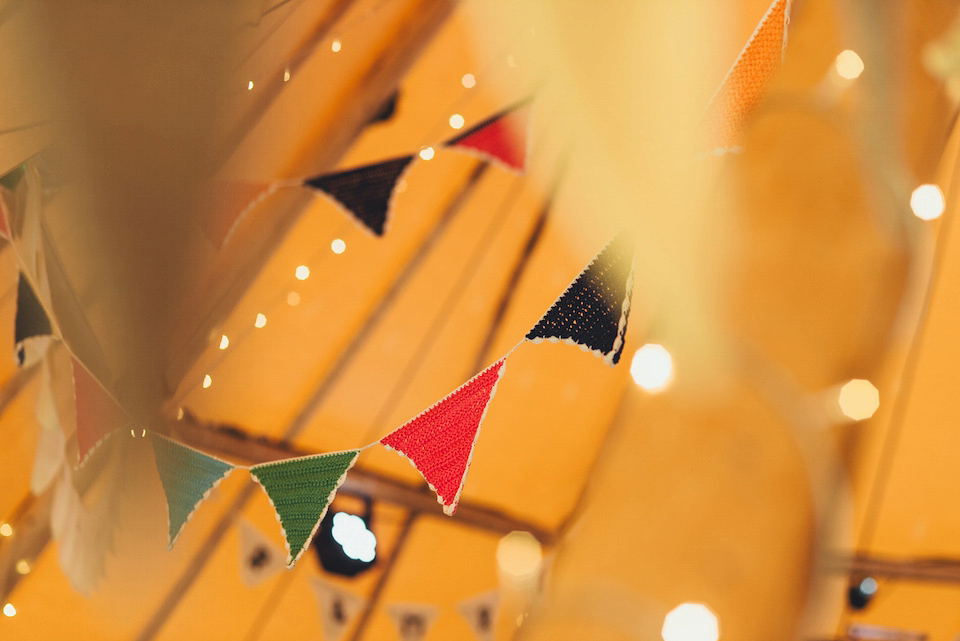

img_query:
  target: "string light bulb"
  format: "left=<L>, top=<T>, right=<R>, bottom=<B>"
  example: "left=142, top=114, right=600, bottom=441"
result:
left=630, top=344, right=674, bottom=392
left=255, top=313, right=267, bottom=328
left=283, top=68, right=290, bottom=82
left=496, top=531, right=542, bottom=579
left=662, top=603, right=719, bottom=641
left=0, top=523, right=12, bottom=537
left=835, top=50, right=864, bottom=79
left=331, top=39, right=341, bottom=53
left=461, top=73, right=476, bottom=89
left=219, top=334, right=229, bottom=350
left=247, top=80, right=254, bottom=90
left=15, top=560, right=29, bottom=575
left=202, top=374, right=212, bottom=389
left=2, top=603, right=15, bottom=617
left=910, top=184, right=945, bottom=220
left=838, top=379, right=879, bottom=420
left=331, top=238, right=346, bottom=254
left=287, top=291, right=301, bottom=307
left=419, top=146, right=435, bottom=161
left=449, top=114, right=465, bottom=129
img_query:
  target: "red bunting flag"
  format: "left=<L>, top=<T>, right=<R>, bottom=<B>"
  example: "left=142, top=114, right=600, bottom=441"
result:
left=73, top=359, right=129, bottom=464
left=701, top=0, right=792, bottom=152
left=445, top=102, right=531, bottom=172
left=381, top=358, right=507, bottom=515
left=200, top=180, right=278, bottom=249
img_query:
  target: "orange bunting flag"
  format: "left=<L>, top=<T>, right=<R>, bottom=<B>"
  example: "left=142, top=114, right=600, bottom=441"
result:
left=73, top=359, right=129, bottom=465
left=200, top=181, right=278, bottom=249
left=381, top=358, right=507, bottom=515
left=701, top=0, right=792, bottom=152
left=445, top=102, right=531, bottom=172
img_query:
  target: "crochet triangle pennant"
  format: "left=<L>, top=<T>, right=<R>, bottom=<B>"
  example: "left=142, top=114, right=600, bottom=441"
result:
left=200, top=180, right=278, bottom=249
left=526, top=232, right=634, bottom=365
left=304, top=155, right=414, bottom=236
left=445, top=101, right=531, bottom=172
left=15, top=272, right=52, bottom=365
left=249, top=449, right=360, bottom=567
left=72, top=358, right=129, bottom=465
left=381, top=358, right=507, bottom=516
left=148, top=432, right=235, bottom=548
left=701, top=0, right=792, bottom=152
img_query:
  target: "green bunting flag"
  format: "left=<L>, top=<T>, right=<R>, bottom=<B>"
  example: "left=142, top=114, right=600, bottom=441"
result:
left=249, top=450, right=360, bottom=567
left=148, top=433, right=235, bottom=548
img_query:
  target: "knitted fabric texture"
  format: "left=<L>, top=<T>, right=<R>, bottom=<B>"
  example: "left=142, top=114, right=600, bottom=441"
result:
left=445, top=103, right=530, bottom=172
left=201, top=181, right=277, bottom=249
left=15, top=272, right=51, bottom=348
left=304, top=155, right=414, bottom=236
left=526, top=232, right=634, bottom=365
left=149, top=433, right=234, bottom=547
left=73, top=358, right=129, bottom=464
left=701, top=0, right=791, bottom=151
left=381, top=358, right=507, bottom=516
left=249, top=449, right=360, bottom=567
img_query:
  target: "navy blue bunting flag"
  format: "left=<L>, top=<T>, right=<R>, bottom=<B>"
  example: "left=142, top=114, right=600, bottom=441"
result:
left=15, top=273, right=52, bottom=365
left=526, top=232, right=634, bottom=365
left=304, top=155, right=414, bottom=236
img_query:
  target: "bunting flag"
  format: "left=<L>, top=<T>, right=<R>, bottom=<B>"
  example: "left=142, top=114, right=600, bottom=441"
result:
left=73, top=358, right=130, bottom=464
left=381, top=358, right=507, bottom=516
left=14, top=272, right=53, bottom=366
left=249, top=449, right=361, bottom=566
left=445, top=101, right=531, bottom=172
left=200, top=180, right=278, bottom=249
left=700, top=0, right=792, bottom=152
left=304, top=156, right=414, bottom=236
left=149, top=432, right=235, bottom=547
left=387, top=603, right=438, bottom=641
left=526, top=232, right=634, bottom=365
left=310, top=578, right=365, bottom=641
left=237, top=519, right=287, bottom=587
left=457, top=590, right=500, bottom=641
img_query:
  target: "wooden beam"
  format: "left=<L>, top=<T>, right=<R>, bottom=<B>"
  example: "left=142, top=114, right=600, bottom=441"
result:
left=825, top=552, right=960, bottom=585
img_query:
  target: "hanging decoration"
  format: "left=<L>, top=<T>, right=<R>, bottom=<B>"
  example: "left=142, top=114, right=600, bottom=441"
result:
left=386, top=603, right=439, bottom=641
left=148, top=432, right=236, bottom=547
left=381, top=358, right=507, bottom=515
left=208, top=102, right=532, bottom=243
left=72, top=358, right=130, bottom=465
left=310, top=577, right=366, bottom=641
left=6, top=150, right=633, bottom=573
left=701, top=0, right=792, bottom=152
left=237, top=519, right=287, bottom=587
left=304, top=155, right=415, bottom=237
left=444, top=100, right=531, bottom=172
left=525, top=231, right=634, bottom=365
left=457, top=590, right=500, bottom=641
left=249, top=450, right=361, bottom=566
left=14, top=272, right=53, bottom=366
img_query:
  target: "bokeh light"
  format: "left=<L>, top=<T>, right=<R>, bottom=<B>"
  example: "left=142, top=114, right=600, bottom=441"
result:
left=496, top=531, right=542, bottom=579
left=662, top=603, right=719, bottom=641
left=910, top=184, right=945, bottom=220
left=630, top=344, right=674, bottom=392
left=838, top=379, right=880, bottom=420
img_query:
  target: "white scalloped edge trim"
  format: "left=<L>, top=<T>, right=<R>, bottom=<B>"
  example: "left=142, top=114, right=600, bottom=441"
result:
left=147, top=431, right=239, bottom=549
left=308, top=155, right=416, bottom=238
left=444, top=101, right=534, bottom=175
left=380, top=357, right=508, bottom=516
left=526, top=233, right=633, bottom=366
left=74, top=423, right=124, bottom=471
left=248, top=449, right=361, bottom=567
